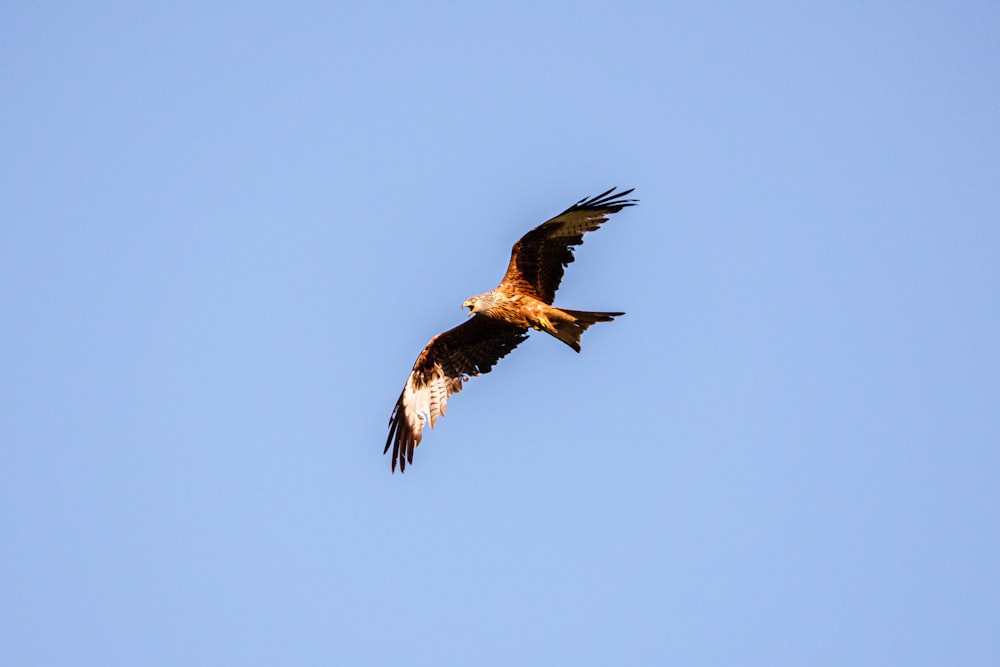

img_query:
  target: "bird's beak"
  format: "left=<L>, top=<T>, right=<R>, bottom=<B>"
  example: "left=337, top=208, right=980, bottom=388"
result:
left=462, top=300, right=473, bottom=316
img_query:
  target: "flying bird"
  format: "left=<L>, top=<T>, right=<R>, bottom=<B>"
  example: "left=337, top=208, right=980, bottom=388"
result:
left=385, top=187, right=636, bottom=472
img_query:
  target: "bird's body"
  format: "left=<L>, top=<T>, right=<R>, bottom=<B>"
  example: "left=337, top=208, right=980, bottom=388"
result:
left=385, top=187, right=636, bottom=472
left=464, top=289, right=622, bottom=352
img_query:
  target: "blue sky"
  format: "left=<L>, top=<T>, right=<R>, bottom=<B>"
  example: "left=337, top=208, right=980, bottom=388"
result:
left=2, top=2, right=998, bottom=665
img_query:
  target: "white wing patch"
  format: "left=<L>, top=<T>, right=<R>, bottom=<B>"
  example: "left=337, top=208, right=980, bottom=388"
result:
left=401, top=364, right=467, bottom=444
left=549, top=212, right=608, bottom=239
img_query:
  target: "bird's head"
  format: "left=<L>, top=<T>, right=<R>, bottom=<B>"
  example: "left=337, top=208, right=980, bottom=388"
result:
left=463, top=293, right=494, bottom=316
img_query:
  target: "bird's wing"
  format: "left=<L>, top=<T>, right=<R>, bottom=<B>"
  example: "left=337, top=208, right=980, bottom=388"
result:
left=385, top=315, right=528, bottom=472
left=497, top=187, right=637, bottom=304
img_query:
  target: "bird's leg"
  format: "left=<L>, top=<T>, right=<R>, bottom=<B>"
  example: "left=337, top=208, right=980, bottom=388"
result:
left=534, top=314, right=555, bottom=333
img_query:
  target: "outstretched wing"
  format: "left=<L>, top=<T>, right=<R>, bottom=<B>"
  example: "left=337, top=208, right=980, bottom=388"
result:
left=385, top=316, right=528, bottom=473
left=498, top=187, right=637, bottom=304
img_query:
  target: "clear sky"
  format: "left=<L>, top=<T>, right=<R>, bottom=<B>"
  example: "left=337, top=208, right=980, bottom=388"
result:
left=2, top=2, right=998, bottom=665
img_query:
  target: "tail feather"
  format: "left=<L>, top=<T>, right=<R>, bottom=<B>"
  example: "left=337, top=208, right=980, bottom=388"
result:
left=549, top=309, right=624, bottom=352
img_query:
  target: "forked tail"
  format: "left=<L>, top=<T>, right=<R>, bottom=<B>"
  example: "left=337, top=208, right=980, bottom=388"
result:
left=549, top=309, right=624, bottom=352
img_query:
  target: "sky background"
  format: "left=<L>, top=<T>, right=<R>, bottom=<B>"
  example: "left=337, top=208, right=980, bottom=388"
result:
left=2, top=2, right=998, bottom=665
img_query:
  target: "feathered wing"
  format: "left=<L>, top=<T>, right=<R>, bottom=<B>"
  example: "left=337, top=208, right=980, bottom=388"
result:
left=498, top=187, right=637, bottom=303
left=385, top=316, right=528, bottom=472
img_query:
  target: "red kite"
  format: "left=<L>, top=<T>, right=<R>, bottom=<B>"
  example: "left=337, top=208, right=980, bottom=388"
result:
left=385, top=188, right=636, bottom=472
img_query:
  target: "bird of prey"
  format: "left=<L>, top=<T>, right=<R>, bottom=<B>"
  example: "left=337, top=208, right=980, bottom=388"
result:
left=385, top=187, right=636, bottom=472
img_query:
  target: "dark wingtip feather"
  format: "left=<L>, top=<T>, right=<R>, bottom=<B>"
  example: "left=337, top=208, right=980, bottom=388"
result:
left=384, top=395, right=407, bottom=473
left=570, top=187, right=638, bottom=213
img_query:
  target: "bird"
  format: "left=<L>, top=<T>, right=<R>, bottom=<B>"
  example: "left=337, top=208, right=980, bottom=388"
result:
left=384, top=187, right=636, bottom=472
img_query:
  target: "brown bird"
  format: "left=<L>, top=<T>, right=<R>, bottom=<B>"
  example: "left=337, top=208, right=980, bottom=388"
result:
left=385, top=187, right=636, bottom=472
